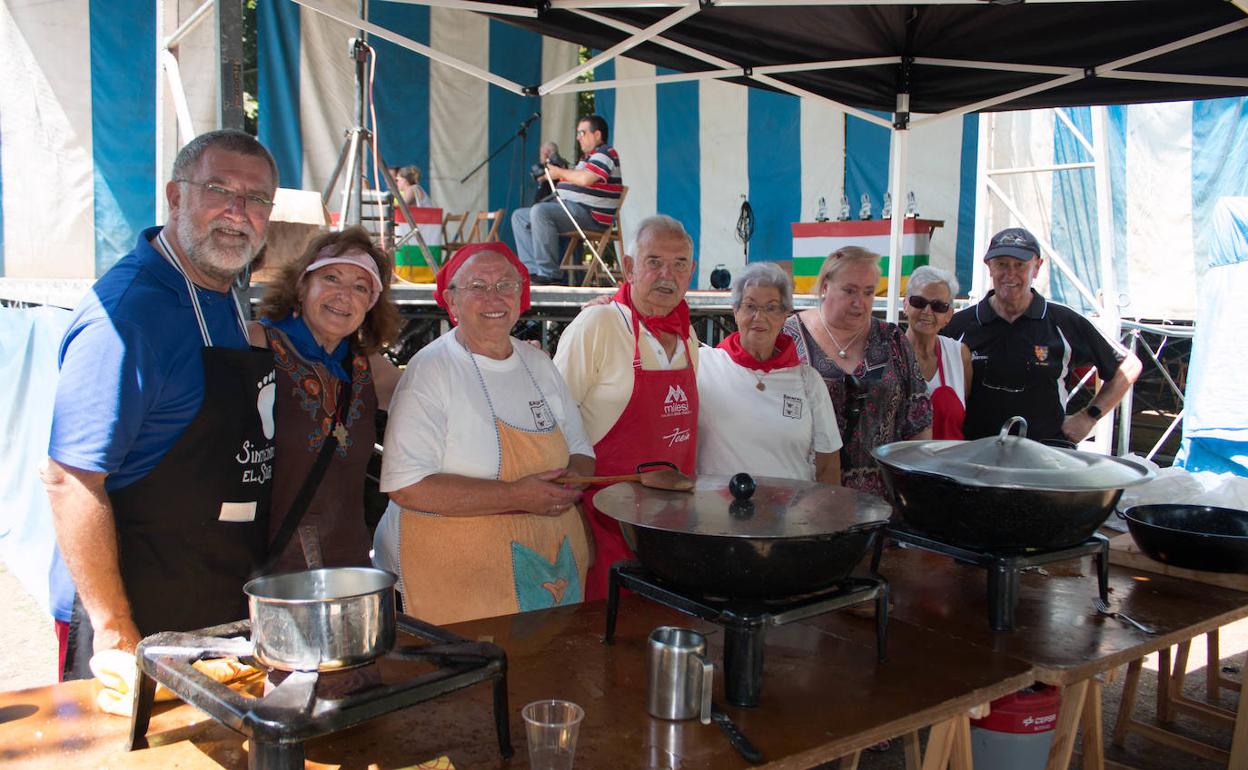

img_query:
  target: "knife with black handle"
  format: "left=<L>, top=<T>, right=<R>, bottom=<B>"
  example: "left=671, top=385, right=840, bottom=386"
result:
left=711, top=704, right=763, bottom=764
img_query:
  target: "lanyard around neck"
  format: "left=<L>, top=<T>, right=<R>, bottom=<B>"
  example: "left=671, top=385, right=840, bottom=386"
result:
left=154, top=229, right=248, bottom=347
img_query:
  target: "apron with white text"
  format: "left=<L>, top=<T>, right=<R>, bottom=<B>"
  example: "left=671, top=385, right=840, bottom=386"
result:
left=64, top=231, right=274, bottom=679
left=582, top=309, right=698, bottom=601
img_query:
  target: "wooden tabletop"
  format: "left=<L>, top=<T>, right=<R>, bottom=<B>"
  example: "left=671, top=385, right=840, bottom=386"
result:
left=0, top=595, right=1035, bottom=770
left=857, top=545, right=1248, bottom=684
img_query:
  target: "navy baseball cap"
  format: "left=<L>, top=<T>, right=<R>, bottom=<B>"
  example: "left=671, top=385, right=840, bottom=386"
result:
left=984, top=227, right=1041, bottom=261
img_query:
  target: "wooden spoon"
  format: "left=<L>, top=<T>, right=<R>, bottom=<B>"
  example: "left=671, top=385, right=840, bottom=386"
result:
left=555, top=467, right=695, bottom=492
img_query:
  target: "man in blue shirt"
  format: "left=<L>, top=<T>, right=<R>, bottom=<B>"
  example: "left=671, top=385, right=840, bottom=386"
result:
left=42, top=129, right=280, bottom=678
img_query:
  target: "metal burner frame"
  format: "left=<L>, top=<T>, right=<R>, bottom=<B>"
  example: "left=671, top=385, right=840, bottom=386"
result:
left=129, top=614, right=512, bottom=770
left=871, top=527, right=1110, bottom=632
left=603, top=560, right=888, bottom=708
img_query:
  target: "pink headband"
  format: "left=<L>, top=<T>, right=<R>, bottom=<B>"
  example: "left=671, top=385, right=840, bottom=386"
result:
left=304, top=246, right=384, bottom=308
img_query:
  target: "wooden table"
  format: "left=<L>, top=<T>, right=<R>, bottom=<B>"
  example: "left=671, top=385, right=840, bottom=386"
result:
left=853, top=546, right=1248, bottom=770
left=0, top=595, right=1035, bottom=769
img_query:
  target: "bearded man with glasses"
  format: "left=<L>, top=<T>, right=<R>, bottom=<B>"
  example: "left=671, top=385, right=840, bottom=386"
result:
left=943, top=227, right=1142, bottom=443
left=44, top=130, right=280, bottom=679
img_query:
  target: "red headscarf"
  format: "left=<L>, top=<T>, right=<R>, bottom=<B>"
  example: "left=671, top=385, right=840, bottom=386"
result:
left=718, top=331, right=800, bottom=372
left=611, top=281, right=691, bottom=339
left=433, top=242, right=532, bottom=325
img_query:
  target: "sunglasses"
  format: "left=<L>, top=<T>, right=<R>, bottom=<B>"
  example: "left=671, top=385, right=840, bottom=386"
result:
left=907, top=295, right=951, bottom=314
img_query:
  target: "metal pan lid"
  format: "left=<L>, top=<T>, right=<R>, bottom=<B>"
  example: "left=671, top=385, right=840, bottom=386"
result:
left=593, top=475, right=893, bottom=539
left=871, top=416, right=1155, bottom=491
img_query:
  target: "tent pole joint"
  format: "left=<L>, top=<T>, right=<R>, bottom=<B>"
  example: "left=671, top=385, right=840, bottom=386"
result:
left=699, top=0, right=715, bottom=9
left=743, top=65, right=753, bottom=77
left=523, top=84, right=540, bottom=96
left=536, top=0, right=551, bottom=14
left=1084, top=66, right=1097, bottom=80
left=894, top=111, right=910, bottom=130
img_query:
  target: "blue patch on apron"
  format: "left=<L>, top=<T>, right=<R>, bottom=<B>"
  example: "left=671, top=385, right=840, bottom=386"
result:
left=511, top=536, right=582, bottom=611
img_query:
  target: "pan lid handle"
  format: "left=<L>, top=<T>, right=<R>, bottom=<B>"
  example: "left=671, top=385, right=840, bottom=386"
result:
left=997, top=416, right=1029, bottom=444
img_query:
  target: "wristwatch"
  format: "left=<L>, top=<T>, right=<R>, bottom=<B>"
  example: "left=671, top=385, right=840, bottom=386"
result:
left=1085, top=404, right=1103, bottom=420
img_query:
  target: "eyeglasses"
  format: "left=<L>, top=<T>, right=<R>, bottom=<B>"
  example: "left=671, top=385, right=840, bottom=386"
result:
left=907, top=295, right=951, bottom=314
left=176, top=179, right=274, bottom=212
left=738, top=302, right=787, bottom=318
left=451, top=278, right=522, bottom=298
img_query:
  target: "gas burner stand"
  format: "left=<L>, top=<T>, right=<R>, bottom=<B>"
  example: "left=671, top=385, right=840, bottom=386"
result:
left=871, top=527, right=1110, bottom=631
left=129, top=614, right=512, bottom=770
left=604, top=561, right=888, bottom=707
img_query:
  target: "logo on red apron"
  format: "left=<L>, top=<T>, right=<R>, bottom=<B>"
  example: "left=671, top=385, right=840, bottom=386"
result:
left=662, top=426, right=692, bottom=447
left=1034, top=345, right=1049, bottom=362
left=662, top=384, right=690, bottom=417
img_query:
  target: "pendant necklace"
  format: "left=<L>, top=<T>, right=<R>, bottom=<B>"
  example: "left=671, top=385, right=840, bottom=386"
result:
left=748, top=346, right=780, bottom=390
left=817, top=312, right=865, bottom=359
left=313, top=366, right=350, bottom=444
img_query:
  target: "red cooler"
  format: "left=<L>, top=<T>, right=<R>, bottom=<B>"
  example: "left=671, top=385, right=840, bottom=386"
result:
left=970, top=684, right=1061, bottom=770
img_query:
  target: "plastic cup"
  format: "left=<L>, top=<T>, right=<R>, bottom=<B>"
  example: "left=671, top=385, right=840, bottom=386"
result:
left=522, top=699, right=585, bottom=770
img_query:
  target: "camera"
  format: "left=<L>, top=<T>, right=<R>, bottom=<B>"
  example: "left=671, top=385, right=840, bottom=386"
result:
left=530, top=153, right=568, bottom=180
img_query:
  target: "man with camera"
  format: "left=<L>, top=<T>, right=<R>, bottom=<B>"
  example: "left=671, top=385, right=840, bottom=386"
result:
left=532, top=141, right=568, bottom=203
left=512, top=115, right=622, bottom=285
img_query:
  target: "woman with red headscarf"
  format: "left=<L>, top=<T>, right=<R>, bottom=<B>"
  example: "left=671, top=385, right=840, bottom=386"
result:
left=374, top=243, right=594, bottom=625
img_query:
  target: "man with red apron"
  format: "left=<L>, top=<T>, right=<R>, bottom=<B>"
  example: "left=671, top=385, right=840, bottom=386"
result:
left=554, top=215, right=699, bottom=601
left=44, top=131, right=279, bottom=679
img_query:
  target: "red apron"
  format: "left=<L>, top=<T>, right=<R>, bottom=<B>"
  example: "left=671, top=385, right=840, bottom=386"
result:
left=582, top=308, right=698, bottom=601
left=930, top=340, right=966, bottom=440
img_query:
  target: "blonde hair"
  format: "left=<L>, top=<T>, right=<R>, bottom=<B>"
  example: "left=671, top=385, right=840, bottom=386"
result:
left=816, top=246, right=881, bottom=294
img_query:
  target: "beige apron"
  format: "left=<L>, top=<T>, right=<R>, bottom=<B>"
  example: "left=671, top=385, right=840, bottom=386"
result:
left=398, top=405, right=589, bottom=626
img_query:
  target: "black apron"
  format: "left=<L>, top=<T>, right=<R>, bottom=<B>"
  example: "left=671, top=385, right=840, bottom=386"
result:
left=64, top=231, right=274, bottom=680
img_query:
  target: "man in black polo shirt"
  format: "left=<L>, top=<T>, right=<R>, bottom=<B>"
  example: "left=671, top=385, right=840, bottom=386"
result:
left=943, top=227, right=1142, bottom=442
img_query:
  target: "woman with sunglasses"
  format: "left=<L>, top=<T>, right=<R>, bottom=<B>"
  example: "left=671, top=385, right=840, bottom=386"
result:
left=696, top=262, right=842, bottom=484
left=782, top=247, right=931, bottom=497
left=903, top=266, right=972, bottom=440
left=375, top=243, right=594, bottom=625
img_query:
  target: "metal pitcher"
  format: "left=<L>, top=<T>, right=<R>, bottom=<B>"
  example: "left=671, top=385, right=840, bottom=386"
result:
left=646, top=627, right=713, bottom=724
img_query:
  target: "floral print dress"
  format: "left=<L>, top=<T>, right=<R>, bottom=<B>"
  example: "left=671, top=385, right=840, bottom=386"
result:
left=782, top=315, right=932, bottom=498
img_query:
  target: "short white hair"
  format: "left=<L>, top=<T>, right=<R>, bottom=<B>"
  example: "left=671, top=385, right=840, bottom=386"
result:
left=628, top=214, right=693, bottom=259
left=731, top=262, right=794, bottom=311
left=906, top=265, right=959, bottom=298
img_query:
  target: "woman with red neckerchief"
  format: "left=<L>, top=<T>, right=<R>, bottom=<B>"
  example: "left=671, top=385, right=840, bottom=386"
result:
left=553, top=215, right=699, bottom=602
left=697, top=262, right=842, bottom=483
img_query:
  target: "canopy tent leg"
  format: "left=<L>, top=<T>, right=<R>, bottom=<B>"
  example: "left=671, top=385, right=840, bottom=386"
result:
left=885, top=93, right=909, bottom=324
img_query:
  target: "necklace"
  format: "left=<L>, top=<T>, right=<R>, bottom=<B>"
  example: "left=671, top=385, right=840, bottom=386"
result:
left=752, top=370, right=768, bottom=391
left=817, top=312, right=866, bottom=359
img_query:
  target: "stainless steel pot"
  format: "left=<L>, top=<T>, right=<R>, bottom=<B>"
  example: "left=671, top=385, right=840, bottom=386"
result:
left=871, top=416, right=1155, bottom=552
left=243, top=567, right=396, bottom=672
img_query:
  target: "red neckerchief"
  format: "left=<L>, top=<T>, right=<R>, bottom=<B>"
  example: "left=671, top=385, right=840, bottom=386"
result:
left=718, top=331, right=800, bottom=372
left=612, top=282, right=690, bottom=339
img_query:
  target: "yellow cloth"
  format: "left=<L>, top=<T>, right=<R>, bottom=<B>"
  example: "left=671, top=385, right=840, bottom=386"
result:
left=398, top=419, right=589, bottom=626
left=553, top=302, right=699, bottom=444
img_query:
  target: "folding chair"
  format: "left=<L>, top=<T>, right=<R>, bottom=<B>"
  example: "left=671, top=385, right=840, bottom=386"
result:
left=442, top=212, right=470, bottom=253
left=558, top=187, right=628, bottom=287
left=466, top=209, right=505, bottom=243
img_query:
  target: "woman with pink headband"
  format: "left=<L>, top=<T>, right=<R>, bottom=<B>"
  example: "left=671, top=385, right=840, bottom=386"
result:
left=249, top=226, right=402, bottom=571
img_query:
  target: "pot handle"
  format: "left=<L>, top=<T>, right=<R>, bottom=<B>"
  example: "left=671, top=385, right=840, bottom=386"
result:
left=997, top=416, right=1029, bottom=444
left=698, top=654, right=714, bottom=726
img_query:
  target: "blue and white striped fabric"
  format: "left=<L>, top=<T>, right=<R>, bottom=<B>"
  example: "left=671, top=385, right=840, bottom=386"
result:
left=3, top=1, right=1246, bottom=316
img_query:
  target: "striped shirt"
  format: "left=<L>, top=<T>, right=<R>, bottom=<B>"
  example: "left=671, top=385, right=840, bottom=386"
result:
left=557, top=144, right=623, bottom=226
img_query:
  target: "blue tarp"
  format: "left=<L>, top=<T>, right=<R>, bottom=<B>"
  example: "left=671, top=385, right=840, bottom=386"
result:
left=1177, top=197, right=1248, bottom=476
left=0, top=307, right=74, bottom=622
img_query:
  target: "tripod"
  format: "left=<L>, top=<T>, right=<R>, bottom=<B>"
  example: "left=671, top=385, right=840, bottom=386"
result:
left=321, top=37, right=436, bottom=268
